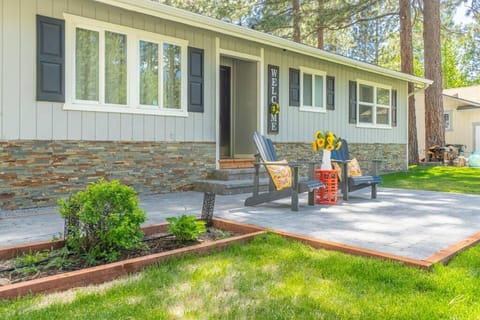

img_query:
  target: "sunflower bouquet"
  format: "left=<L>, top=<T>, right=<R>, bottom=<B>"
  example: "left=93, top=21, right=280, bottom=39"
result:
left=311, top=130, right=342, bottom=152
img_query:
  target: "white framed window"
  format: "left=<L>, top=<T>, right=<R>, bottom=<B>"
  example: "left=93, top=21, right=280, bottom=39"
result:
left=357, top=80, right=391, bottom=128
left=64, top=14, right=188, bottom=117
left=444, top=111, right=452, bottom=131
left=300, top=67, right=326, bottom=112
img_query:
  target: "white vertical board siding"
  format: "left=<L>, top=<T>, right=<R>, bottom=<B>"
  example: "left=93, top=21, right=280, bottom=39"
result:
left=220, top=35, right=261, bottom=57
left=20, top=0, right=36, bottom=139
left=6, top=0, right=409, bottom=145
left=2, top=0, right=214, bottom=142
left=3, top=0, right=21, bottom=139
left=95, top=112, right=108, bottom=140
left=263, top=47, right=408, bottom=144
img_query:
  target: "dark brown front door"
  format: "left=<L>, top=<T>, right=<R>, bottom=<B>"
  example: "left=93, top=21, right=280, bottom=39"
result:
left=220, top=65, right=231, bottom=158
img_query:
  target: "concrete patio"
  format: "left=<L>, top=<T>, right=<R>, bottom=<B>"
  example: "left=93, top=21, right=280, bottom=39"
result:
left=1, top=188, right=480, bottom=265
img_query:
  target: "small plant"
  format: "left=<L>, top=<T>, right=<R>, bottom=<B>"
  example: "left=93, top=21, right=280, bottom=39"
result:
left=13, top=251, right=48, bottom=268
left=58, top=179, right=146, bottom=264
left=212, top=229, right=233, bottom=240
left=45, top=247, right=73, bottom=270
left=167, top=214, right=206, bottom=242
left=13, top=250, right=49, bottom=276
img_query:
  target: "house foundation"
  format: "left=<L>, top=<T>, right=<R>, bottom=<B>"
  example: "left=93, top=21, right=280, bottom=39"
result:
left=0, top=141, right=215, bottom=210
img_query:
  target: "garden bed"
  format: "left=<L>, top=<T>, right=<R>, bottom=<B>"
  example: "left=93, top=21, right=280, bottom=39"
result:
left=0, top=218, right=265, bottom=300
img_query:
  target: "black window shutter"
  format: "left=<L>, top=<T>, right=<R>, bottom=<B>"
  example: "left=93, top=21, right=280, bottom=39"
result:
left=188, top=47, right=204, bottom=112
left=36, top=15, right=65, bottom=102
left=326, top=76, right=335, bottom=110
left=391, top=89, right=397, bottom=127
left=349, top=80, right=357, bottom=124
left=289, top=68, right=300, bottom=107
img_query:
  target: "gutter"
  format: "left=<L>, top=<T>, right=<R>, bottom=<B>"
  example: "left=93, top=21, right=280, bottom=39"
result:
left=95, top=0, right=433, bottom=87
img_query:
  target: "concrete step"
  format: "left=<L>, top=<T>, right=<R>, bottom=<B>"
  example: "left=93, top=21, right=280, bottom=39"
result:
left=193, top=178, right=270, bottom=195
left=206, top=168, right=269, bottom=181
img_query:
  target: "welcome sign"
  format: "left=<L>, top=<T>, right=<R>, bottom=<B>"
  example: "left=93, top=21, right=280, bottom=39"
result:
left=268, top=65, right=279, bottom=134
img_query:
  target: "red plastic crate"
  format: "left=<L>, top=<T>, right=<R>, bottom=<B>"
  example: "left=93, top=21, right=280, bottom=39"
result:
left=315, top=169, right=338, bottom=205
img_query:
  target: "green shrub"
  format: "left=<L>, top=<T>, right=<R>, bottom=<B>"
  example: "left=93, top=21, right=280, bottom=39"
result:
left=58, top=179, right=146, bottom=264
left=167, top=214, right=206, bottom=242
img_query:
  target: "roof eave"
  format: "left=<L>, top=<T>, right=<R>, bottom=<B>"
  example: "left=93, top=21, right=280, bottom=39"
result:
left=94, top=0, right=432, bottom=86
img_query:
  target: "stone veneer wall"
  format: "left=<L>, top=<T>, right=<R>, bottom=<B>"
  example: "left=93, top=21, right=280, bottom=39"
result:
left=274, top=142, right=407, bottom=174
left=0, top=141, right=215, bottom=210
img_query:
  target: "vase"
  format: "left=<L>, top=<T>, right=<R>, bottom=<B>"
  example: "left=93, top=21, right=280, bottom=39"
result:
left=321, top=150, right=332, bottom=170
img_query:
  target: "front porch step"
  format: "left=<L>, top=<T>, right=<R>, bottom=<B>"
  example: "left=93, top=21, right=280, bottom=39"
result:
left=193, top=178, right=270, bottom=195
left=219, top=158, right=254, bottom=169
left=206, top=168, right=269, bottom=181
left=194, top=167, right=270, bottom=195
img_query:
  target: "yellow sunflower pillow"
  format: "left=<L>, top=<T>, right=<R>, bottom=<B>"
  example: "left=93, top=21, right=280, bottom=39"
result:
left=332, top=158, right=363, bottom=181
left=265, top=160, right=292, bottom=190
left=348, top=158, right=363, bottom=176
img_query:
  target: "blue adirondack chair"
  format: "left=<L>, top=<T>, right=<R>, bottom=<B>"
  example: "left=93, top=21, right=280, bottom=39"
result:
left=244, top=132, right=324, bottom=211
left=331, top=138, right=383, bottom=200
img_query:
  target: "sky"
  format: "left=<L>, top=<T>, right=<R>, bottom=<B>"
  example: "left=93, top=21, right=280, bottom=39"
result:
left=454, top=2, right=475, bottom=25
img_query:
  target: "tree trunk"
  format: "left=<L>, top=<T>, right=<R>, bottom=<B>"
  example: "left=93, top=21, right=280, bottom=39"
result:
left=423, top=0, right=445, bottom=151
left=400, top=0, right=418, bottom=164
left=317, top=0, right=324, bottom=49
left=292, top=0, right=301, bottom=43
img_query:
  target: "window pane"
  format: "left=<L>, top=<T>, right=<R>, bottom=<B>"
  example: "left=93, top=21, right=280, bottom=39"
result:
left=163, top=43, right=182, bottom=109
left=377, top=88, right=390, bottom=105
left=314, top=75, right=323, bottom=108
left=377, top=107, right=389, bottom=125
left=444, top=113, right=451, bottom=129
left=359, top=104, right=373, bottom=123
left=76, top=28, right=99, bottom=101
left=139, top=41, right=159, bottom=106
left=359, top=84, right=374, bottom=103
left=303, top=73, right=312, bottom=106
left=105, top=31, right=127, bottom=105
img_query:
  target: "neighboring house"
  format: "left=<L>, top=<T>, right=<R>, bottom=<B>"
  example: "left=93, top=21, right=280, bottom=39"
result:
left=0, top=0, right=431, bottom=210
left=416, top=85, right=480, bottom=160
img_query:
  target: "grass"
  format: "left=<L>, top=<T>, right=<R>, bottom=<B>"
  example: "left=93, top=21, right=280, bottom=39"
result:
left=381, top=165, right=480, bottom=194
left=1, top=233, right=480, bottom=319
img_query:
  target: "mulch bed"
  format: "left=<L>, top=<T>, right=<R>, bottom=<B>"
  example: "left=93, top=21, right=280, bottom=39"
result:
left=0, top=228, right=234, bottom=286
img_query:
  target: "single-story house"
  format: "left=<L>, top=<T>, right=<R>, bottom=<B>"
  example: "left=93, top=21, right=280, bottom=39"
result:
left=416, top=85, right=480, bottom=160
left=0, top=0, right=431, bottom=210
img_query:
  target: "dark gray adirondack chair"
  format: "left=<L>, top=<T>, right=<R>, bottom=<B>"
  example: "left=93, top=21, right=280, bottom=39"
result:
left=244, top=132, right=324, bottom=211
left=331, top=138, right=383, bottom=200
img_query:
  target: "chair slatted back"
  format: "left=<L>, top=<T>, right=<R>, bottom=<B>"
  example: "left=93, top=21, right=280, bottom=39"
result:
left=252, top=132, right=278, bottom=161
left=331, top=138, right=349, bottom=161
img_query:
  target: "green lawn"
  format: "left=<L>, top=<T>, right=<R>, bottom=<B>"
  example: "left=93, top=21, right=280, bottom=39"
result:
left=2, top=233, right=480, bottom=319
left=381, top=165, right=480, bottom=194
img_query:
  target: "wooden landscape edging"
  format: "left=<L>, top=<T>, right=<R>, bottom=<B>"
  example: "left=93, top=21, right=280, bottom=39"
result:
left=2, top=217, right=478, bottom=300
left=424, top=231, right=480, bottom=265
left=0, top=218, right=265, bottom=300
left=271, top=229, right=433, bottom=269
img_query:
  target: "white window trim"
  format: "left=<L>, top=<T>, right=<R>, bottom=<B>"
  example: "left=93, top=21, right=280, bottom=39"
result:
left=299, top=66, right=327, bottom=113
left=64, top=14, right=189, bottom=117
left=444, top=110, right=452, bottom=131
left=356, top=79, right=392, bottom=129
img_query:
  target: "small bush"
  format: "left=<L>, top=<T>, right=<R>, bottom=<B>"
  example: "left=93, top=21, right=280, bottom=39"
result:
left=58, top=179, right=146, bottom=263
left=167, top=214, right=206, bottom=242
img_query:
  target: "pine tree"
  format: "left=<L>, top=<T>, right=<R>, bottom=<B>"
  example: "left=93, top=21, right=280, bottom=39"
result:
left=424, top=0, right=445, bottom=149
